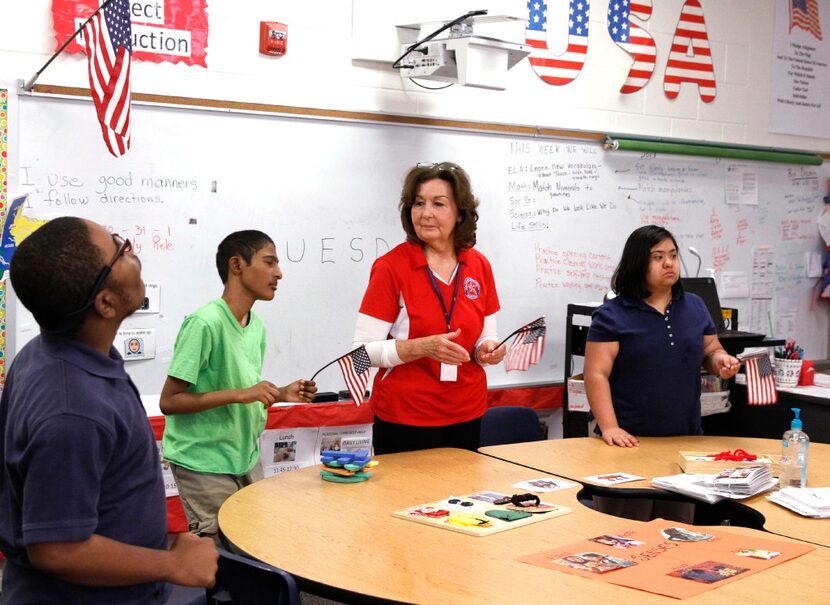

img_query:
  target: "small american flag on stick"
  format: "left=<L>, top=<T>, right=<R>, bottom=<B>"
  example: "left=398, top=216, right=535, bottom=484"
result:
left=501, top=317, right=546, bottom=373
left=312, top=346, right=372, bottom=406
left=739, top=351, right=778, bottom=406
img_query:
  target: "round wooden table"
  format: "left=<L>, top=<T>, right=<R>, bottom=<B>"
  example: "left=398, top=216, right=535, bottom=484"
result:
left=219, top=447, right=830, bottom=604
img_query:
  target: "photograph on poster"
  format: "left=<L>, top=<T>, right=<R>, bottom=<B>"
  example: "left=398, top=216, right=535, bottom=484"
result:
left=273, top=440, right=297, bottom=462
left=668, top=560, right=749, bottom=584
left=588, top=534, right=646, bottom=550
left=553, top=552, right=637, bottom=574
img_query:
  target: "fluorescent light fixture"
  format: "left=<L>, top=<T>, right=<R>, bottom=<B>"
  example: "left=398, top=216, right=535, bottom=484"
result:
left=604, top=137, right=822, bottom=166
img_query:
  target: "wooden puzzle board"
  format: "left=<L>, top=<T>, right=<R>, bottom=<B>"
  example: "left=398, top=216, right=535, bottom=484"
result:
left=393, top=491, right=571, bottom=537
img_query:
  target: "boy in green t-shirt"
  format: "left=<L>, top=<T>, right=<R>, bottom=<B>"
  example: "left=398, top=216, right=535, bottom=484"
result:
left=160, top=230, right=316, bottom=540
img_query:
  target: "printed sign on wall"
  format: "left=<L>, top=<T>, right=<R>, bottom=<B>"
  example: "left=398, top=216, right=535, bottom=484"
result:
left=260, top=427, right=320, bottom=478
left=52, top=0, right=209, bottom=67
left=135, top=281, right=160, bottom=314
left=116, top=327, right=156, bottom=360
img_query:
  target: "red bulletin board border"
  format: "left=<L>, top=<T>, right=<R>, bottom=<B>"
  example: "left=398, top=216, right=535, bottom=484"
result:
left=0, top=89, right=8, bottom=389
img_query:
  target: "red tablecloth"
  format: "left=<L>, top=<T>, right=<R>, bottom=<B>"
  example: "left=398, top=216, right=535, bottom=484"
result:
left=153, top=385, right=564, bottom=533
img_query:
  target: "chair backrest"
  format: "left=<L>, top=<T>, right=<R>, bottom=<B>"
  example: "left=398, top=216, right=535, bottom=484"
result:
left=479, top=406, right=544, bottom=447
left=209, top=547, right=300, bottom=605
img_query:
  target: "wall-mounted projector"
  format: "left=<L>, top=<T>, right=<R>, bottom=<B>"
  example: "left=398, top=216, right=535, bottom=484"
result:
left=396, top=12, right=530, bottom=90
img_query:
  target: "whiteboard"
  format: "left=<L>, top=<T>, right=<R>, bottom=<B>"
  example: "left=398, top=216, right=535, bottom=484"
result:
left=12, top=95, right=830, bottom=396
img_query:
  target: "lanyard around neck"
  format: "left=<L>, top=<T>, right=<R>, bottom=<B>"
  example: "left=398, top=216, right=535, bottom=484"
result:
left=425, top=263, right=462, bottom=332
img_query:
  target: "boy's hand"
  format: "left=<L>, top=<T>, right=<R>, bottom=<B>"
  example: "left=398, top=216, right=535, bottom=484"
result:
left=280, top=379, right=317, bottom=403
left=166, top=533, right=218, bottom=588
left=238, top=381, right=281, bottom=406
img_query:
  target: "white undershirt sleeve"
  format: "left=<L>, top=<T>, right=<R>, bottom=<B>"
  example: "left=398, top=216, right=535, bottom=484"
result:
left=475, top=314, right=498, bottom=350
left=353, top=313, right=404, bottom=368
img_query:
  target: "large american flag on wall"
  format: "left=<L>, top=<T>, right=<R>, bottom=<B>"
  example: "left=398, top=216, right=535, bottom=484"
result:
left=608, top=0, right=657, bottom=94
left=83, top=0, right=132, bottom=157
left=663, top=0, right=716, bottom=102
left=790, top=0, right=823, bottom=40
left=525, top=0, right=590, bottom=86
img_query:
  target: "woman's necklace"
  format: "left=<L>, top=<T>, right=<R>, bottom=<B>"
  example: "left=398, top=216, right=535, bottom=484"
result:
left=425, top=249, right=457, bottom=283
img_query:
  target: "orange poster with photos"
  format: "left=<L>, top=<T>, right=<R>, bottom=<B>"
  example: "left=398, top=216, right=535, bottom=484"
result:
left=518, top=519, right=813, bottom=599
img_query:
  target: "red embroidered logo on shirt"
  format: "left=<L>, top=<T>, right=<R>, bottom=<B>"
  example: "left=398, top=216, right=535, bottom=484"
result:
left=464, top=277, right=481, bottom=299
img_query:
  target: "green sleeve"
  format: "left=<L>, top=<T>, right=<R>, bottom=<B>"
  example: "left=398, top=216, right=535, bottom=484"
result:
left=167, top=315, right=213, bottom=386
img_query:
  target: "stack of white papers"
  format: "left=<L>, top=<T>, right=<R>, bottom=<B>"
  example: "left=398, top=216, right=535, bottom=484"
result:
left=652, top=466, right=778, bottom=504
left=812, top=373, right=830, bottom=388
left=767, top=487, right=830, bottom=518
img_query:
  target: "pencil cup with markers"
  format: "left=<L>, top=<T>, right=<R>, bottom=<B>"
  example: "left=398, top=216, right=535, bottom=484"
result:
left=774, top=340, right=804, bottom=388
left=774, top=359, right=802, bottom=388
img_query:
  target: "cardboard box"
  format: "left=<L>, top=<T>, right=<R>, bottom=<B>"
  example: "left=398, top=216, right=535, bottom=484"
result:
left=567, top=374, right=589, bottom=412
left=677, top=451, right=778, bottom=474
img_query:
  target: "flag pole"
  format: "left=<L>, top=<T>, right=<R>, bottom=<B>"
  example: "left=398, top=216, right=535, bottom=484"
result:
left=23, top=0, right=117, bottom=92
left=495, top=316, right=545, bottom=350
left=310, top=346, right=365, bottom=382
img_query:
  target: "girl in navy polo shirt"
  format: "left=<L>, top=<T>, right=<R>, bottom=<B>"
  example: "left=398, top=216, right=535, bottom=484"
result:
left=584, top=226, right=740, bottom=447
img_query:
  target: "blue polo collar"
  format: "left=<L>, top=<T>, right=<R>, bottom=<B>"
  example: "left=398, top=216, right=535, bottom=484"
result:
left=41, top=332, right=128, bottom=380
left=618, top=286, right=684, bottom=313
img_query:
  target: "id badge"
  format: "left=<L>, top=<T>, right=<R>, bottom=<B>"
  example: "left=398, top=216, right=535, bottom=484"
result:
left=440, top=363, right=458, bottom=382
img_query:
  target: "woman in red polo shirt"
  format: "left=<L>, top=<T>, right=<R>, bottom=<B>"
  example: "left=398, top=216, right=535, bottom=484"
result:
left=353, top=162, right=505, bottom=454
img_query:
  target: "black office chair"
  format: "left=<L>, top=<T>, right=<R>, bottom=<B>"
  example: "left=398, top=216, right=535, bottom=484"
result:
left=479, top=406, right=544, bottom=446
left=208, top=547, right=300, bottom=605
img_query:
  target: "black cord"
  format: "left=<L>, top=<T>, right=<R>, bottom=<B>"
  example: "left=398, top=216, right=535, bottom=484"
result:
left=408, top=78, right=454, bottom=90
left=392, top=9, right=488, bottom=70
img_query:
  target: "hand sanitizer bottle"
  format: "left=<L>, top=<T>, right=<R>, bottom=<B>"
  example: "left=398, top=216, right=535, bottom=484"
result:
left=780, top=408, right=809, bottom=489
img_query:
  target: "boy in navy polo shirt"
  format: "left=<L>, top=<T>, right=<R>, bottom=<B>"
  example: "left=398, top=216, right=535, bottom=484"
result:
left=0, top=218, right=217, bottom=604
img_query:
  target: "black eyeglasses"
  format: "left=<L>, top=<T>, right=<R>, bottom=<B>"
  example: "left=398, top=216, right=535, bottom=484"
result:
left=48, top=234, right=132, bottom=332
left=87, top=234, right=132, bottom=302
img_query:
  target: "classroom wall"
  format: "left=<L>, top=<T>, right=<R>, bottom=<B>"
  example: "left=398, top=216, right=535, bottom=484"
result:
left=1, top=1, right=829, bottom=153
left=1, top=1, right=830, bottom=392
left=8, top=95, right=830, bottom=397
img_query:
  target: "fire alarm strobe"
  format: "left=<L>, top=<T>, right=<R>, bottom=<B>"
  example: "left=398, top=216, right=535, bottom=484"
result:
left=260, top=22, right=287, bottom=56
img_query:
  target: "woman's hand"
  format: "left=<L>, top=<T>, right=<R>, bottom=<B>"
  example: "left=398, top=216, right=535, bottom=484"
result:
left=600, top=426, right=639, bottom=447
left=418, top=329, right=470, bottom=365
left=712, top=352, right=740, bottom=379
left=702, top=336, right=740, bottom=379
left=475, top=340, right=506, bottom=365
